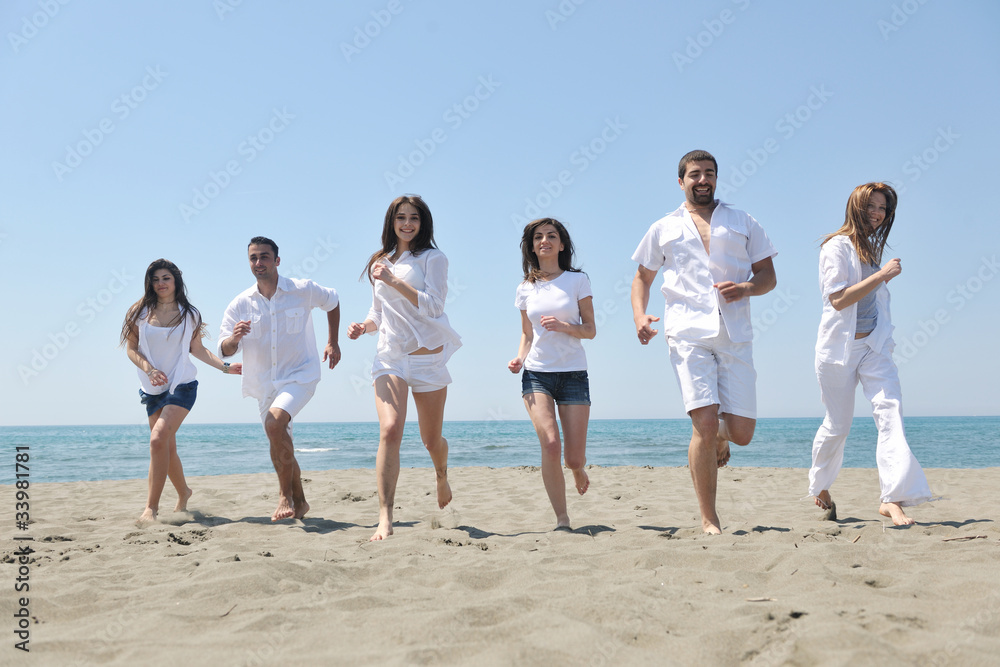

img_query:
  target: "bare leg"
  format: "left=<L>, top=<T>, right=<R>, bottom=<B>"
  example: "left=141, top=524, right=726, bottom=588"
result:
left=716, top=418, right=731, bottom=468
left=412, top=387, right=452, bottom=510
left=166, top=432, right=192, bottom=512
left=264, top=408, right=302, bottom=521
left=689, top=405, right=722, bottom=534
left=524, top=393, right=570, bottom=528
left=371, top=375, right=408, bottom=540
left=558, top=404, right=590, bottom=495
left=879, top=502, right=915, bottom=525
left=140, top=405, right=190, bottom=525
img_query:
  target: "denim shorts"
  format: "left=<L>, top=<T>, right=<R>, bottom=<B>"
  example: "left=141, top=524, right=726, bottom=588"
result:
left=139, top=380, right=198, bottom=417
left=521, top=369, right=591, bottom=406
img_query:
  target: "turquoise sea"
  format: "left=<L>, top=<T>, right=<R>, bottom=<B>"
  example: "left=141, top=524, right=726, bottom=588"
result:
left=2, top=417, right=997, bottom=485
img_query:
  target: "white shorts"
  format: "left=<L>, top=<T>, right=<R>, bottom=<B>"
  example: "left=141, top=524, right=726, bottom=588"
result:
left=371, top=351, right=451, bottom=393
left=257, top=383, right=316, bottom=436
left=667, top=321, right=757, bottom=419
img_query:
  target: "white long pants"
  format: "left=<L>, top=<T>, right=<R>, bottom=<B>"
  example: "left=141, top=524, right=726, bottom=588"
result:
left=808, top=338, right=932, bottom=506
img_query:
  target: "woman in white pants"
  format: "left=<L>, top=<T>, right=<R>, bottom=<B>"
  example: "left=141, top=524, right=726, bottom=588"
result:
left=809, top=182, right=932, bottom=525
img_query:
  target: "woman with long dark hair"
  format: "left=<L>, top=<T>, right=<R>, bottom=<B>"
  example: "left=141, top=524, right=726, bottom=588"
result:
left=809, top=183, right=932, bottom=525
left=121, top=259, right=241, bottom=525
left=347, top=195, right=461, bottom=540
left=508, top=218, right=595, bottom=529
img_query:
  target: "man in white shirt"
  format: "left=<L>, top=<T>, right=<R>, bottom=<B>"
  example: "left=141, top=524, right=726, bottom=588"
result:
left=631, top=150, right=777, bottom=534
left=219, top=236, right=341, bottom=522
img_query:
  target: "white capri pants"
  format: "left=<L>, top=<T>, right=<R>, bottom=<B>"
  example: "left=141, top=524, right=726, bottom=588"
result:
left=808, top=338, right=932, bottom=506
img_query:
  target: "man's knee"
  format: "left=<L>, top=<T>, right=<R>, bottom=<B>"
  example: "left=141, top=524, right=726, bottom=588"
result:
left=564, top=452, right=586, bottom=470
left=263, top=410, right=290, bottom=440
left=689, top=406, right=720, bottom=436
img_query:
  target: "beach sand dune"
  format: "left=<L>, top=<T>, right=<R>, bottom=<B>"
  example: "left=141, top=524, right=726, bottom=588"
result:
left=4, top=466, right=999, bottom=666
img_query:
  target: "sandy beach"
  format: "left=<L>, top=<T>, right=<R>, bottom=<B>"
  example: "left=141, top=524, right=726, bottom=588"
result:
left=4, top=466, right=999, bottom=666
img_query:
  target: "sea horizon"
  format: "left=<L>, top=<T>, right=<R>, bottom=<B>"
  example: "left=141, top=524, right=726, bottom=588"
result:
left=3, top=416, right=998, bottom=485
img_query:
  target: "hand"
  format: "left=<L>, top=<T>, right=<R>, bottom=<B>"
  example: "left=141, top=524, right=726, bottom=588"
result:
left=324, top=342, right=342, bottom=369
left=508, top=357, right=523, bottom=374
left=227, top=362, right=243, bottom=376
left=881, top=258, right=902, bottom=283
left=347, top=322, right=368, bottom=340
left=539, top=315, right=569, bottom=333
left=231, top=319, right=252, bottom=341
left=371, top=264, right=394, bottom=285
left=635, top=314, right=660, bottom=345
left=714, top=281, right=748, bottom=303
left=147, top=369, right=167, bottom=387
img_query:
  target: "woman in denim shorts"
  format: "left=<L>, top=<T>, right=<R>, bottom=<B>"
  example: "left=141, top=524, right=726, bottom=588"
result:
left=121, top=259, right=242, bottom=525
left=508, top=219, right=596, bottom=529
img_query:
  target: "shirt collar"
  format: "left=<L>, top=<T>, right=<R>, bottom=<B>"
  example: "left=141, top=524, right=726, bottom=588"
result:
left=250, top=274, right=292, bottom=298
left=670, top=199, right=729, bottom=218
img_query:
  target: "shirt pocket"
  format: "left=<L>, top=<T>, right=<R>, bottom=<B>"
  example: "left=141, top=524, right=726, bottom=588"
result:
left=240, top=307, right=262, bottom=340
left=659, top=226, right=688, bottom=266
left=716, top=225, right=751, bottom=274
left=285, top=307, right=306, bottom=334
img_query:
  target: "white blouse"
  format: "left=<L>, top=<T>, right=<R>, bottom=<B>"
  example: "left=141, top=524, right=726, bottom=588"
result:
left=137, top=310, right=198, bottom=395
left=365, top=248, right=462, bottom=362
left=815, top=235, right=893, bottom=365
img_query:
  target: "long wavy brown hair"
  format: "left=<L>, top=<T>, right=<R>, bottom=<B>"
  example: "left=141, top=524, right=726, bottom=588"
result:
left=362, top=195, right=437, bottom=283
left=822, top=182, right=897, bottom=265
left=520, top=218, right=582, bottom=284
left=119, top=259, right=203, bottom=346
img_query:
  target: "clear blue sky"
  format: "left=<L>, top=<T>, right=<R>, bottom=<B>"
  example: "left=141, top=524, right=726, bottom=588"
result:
left=2, top=1, right=998, bottom=426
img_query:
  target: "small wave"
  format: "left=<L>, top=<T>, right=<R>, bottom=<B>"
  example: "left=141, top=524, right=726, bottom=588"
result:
left=295, top=447, right=337, bottom=453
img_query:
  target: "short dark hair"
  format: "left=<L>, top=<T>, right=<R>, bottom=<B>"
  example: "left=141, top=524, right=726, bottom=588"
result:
left=248, top=236, right=278, bottom=257
left=678, top=150, right=718, bottom=179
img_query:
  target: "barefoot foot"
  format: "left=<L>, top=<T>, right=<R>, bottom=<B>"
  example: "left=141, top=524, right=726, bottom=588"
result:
left=174, top=487, right=193, bottom=513
left=702, top=512, right=722, bottom=535
left=555, top=514, right=571, bottom=530
left=370, top=518, right=393, bottom=541
left=879, top=502, right=915, bottom=526
left=815, top=490, right=837, bottom=521
left=294, top=500, right=310, bottom=520
left=137, top=507, right=158, bottom=526
left=436, top=472, right=453, bottom=510
left=271, top=496, right=295, bottom=522
left=716, top=435, right=731, bottom=468
left=572, top=468, right=590, bottom=495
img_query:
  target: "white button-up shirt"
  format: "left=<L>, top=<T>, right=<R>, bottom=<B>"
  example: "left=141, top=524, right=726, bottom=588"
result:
left=632, top=201, right=776, bottom=343
left=219, top=275, right=339, bottom=399
left=365, top=248, right=462, bottom=362
left=815, top=234, right=892, bottom=365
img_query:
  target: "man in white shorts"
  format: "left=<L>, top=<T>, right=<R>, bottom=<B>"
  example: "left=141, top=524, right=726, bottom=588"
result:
left=219, top=236, right=341, bottom=522
left=631, top=150, right=777, bottom=534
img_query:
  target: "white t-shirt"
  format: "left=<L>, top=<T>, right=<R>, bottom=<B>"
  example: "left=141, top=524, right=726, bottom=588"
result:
left=515, top=271, right=592, bottom=372
left=632, top=201, right=776, bottom=343
left=137, top=310, right=198, bottom=395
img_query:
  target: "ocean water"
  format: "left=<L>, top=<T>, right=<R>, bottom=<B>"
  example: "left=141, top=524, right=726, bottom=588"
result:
left=2, top=417, right=997, bottom=485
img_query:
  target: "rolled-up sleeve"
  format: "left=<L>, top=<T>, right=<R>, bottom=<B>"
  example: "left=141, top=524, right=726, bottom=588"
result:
left=416, top=251, right=449, bottom=318
left=218, top=298, right=241, bottom=358
left=819, top=238, right=851, bottom=299
left=306, top=280, right=339, bottom=312
left=365, top=284, right=383, bottom=333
